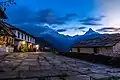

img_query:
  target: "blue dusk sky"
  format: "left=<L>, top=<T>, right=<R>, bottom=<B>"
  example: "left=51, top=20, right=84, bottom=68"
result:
left=5, top=0, right=120, bottom=36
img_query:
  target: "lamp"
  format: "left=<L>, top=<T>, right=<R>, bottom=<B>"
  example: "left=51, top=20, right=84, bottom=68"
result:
left=36, top=45, right=39, bottom=50
left=22, top=41, right=26, bottom=45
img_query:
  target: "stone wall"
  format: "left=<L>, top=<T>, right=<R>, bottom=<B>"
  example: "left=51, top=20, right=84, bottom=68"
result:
left=6, top=46, right=14, bottom=53
left=113, top=42, right=120, bottom=57
left=98, top=47, right=114, bottom=57
left=0, top=45, right=6, bottom=56
left=71, top=48, right=78, bottom=52
left=0, top=45, right=14, bottom=55
left=113, top=42, right=120, bottom=54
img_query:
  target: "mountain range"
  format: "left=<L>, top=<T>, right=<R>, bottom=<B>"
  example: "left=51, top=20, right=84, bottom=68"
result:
left=14, top=24, right=101, bottom=52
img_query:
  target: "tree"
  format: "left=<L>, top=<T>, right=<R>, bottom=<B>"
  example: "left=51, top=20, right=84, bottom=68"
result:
left=0, top=0, right=16, bottom=11
left=0, top=0, right=16, bottom=20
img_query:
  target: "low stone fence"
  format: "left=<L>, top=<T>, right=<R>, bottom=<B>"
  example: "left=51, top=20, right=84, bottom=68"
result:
left=6, top=47, right=14, bottom=53
left=0, top=45, right=14, bottom=56
left=60, top=52, right=120, bottom=67
left=0, top=47, right=6, bottom=56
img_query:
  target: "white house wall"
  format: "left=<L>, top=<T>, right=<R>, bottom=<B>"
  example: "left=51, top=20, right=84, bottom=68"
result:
left=71, top=47, right=115, bottom=57
left=72, top=48, right=94, bottom=53
left=80, top=48, right=94, bottom=53
left=13, top=30, right=35, bottom=44
left=72, top=48, right=78, bottom=52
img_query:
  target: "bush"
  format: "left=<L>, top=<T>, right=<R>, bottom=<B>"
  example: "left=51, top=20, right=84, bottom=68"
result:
left=20, top=44, right=28, bottom=52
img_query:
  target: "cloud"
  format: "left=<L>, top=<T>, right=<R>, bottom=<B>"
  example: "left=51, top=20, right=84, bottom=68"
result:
left=59, top=13, right=78, bottom=21
left=74, top=27, right=86, bottom=30
left=7, top=7, right=79, bottom=25
left=52, top=26, right=57, bottom=28
left=35, top=9, right=63, bottom=25
left=81, top=22, right=102, bottom=26
left=79, top=16, right=105, bottom=22
left=57, top=29, right=67, bottom=32
left=96, top=27, right=120, bottom=32
left=78, top=27, right=86, bottom=29
left=33, top=9, right=78, bottom=25
left=79, top=16, right=105, bottom=26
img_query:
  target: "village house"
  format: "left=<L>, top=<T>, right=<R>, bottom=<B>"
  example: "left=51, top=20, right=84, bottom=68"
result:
left=0, top=22, right=15, bottom=53
left=0, top=7, right=39, bottom=53
left=0, top=8, right=15, bottom=53
left=72, top=34, right=120, bottom=57
left=3, top=22, right=38, bottom=52
left=0, top=21, right=39, bottom=52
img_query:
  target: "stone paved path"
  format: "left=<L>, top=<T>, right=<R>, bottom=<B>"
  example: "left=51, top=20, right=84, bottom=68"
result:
left=0, top=52, right=120, bottom=80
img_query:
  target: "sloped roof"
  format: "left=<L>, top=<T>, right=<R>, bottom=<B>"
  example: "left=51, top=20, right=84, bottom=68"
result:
left=0, top=22, right=15, bottom=36
left=73, top=34, right=120, bottom=48
left=3, top=22, right=35, bottom=38
left=0, top=8, right=8, bottom=19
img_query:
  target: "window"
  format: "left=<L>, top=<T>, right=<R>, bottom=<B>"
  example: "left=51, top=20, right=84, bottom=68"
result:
left=28, top=36, right=29, bottom=41
left=21, top=33, right=23, bottom=39
left=25, top=35, right=26, bottom=40
left=94, top=48, right=99, bottom=54
left=18, top=32, right=20, bottom=38
left=77, top=48, right=80, bottom=52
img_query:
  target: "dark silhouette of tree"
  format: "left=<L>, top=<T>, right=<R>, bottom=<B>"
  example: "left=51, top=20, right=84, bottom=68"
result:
left=0, top=0, right=16, bottom=20
left=0, top=0, right=16, bottom=11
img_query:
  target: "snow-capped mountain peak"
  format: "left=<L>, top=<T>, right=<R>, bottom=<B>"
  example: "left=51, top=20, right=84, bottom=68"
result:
left=84, top=28, right=99, bottom=35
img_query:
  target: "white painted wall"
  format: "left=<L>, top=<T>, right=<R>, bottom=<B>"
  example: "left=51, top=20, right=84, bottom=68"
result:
left=0, top=45, right=14, bottom=53
left=80, top=48, right=94, bottom=54
left=72, top=48, right=94, bottom=53
left=72, top=48, right=78, bottom=52
left=0, top=45, right=6, bottom=55
left=72, top=47, right=114, bottom=56
left=13, top=30, right=35, bottom=44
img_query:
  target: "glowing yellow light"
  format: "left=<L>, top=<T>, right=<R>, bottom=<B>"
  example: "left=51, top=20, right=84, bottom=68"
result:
left=36, top=45, right=39, bottom=49
left=22, top=41, right=26, bottom=45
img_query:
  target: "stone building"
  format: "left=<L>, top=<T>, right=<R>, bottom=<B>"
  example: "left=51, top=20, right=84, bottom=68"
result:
left=0, top=7, right=15, bottom=54
left=3, top=22, right=37, bottom=52
left=0, top=7, right=38, bottom=53
left=72, top=34, right=120, bottom=57
left=0, top=22, right=15, bottom=53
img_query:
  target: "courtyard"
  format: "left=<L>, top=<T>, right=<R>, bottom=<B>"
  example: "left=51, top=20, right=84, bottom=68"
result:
left=0, top=52, right=120, bottom=80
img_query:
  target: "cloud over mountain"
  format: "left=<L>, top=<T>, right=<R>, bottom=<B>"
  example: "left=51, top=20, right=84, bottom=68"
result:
left=97, top=27, right=120, bottom=32
left=79, top=16, right=105, bottom=26
left=76, top=27, right=86, bottom=30
left=57, top=29, right=67, bottom=32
